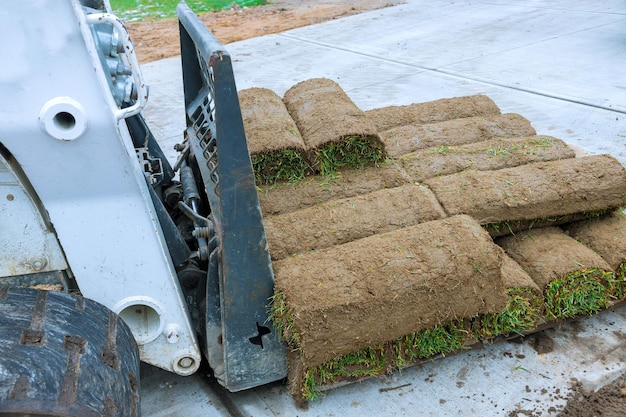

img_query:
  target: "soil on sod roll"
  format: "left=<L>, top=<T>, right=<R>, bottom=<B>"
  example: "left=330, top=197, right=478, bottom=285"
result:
left=380, top=113, right=537, bottom=157
left=424, top=155, right=626, bottom=236
left=264, top=183, right=446, bottom=260
left=364, top=94, right=501, bottom=132
left=399, top=135, right=576, bottom=182
left=271, top=214, right=508, bottom=369
left=257, top=162, right=411, bottom=216
left=239, top=87, right=310, bottom=184
left=566, top=211, right=626, bottom=299
left=283, top=78, right=385, bottom=174
left=496, top=227, right=616, bottom=319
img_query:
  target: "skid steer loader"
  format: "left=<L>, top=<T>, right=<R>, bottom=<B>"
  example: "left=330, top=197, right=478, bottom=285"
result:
left=0, top=1, right=287, bottom=415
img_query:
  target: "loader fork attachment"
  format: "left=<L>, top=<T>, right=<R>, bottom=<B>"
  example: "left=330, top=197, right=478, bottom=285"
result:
left=177, top=4, right=287, bottom=391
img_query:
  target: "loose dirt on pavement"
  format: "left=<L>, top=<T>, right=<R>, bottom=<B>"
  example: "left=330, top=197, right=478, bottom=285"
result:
left=558, top=374, right=626, bottom=417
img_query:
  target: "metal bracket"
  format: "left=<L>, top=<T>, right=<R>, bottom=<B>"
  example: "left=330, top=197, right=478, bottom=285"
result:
left=177, top=4, right=287, bottom=391
left=177, top=3, right=288, bottom=391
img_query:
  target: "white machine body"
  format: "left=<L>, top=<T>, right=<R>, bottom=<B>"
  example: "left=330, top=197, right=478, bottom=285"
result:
left=0, top=0, right=201, bottom=375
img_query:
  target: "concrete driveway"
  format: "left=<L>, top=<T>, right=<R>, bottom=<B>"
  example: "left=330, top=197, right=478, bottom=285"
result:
left=140, top=1, right=626, bottom=415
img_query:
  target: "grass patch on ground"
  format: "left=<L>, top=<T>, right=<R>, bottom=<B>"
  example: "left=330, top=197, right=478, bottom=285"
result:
left=316, top=136, right=385, bottom=176
left=544, top=269, right=614, bottom=319
left=477, top=288, right=543, bottom=339
left=252, top=150, right=309, bottom=185
left=111, top=0, right=266, bottom=21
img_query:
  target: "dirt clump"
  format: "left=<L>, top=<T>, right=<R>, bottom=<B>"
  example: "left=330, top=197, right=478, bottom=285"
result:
left=557, top=374, right=626, bottom=417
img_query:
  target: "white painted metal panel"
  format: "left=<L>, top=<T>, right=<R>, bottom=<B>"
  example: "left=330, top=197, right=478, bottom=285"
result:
left=0, top=1, right=200, bottom=375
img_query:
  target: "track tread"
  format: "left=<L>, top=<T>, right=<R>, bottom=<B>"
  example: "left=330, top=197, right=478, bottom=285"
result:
left=0, top=287, right=141, bottom=416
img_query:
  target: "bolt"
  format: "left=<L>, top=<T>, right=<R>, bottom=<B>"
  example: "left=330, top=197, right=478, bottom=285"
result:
left=178, top=357, right=195, bottom=369
left=31, top=257, right=48, bottom=271
left=166, top=330, right=180, bottom=344
left=6, top=194, right=14, bottom=201
left=164, top=324, right=180, bottom=344
left=117, top=63, right=132, bottom=76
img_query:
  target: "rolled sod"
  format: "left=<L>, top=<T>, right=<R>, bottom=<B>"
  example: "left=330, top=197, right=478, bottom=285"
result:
left=424, top=155, right=626, bottom=237
left=380, top=113, right=537, bottom=157
left=239, top=87, right=310, bottom=184
left=475, top=255, right=543, bottom=339
left=257, top=162, right=411, bottom=216
left=271, top=215, right=508, bottom=369
left=273, top=215, right=508, bottom=402
left=264, top=184, right=446, bottom=260
left=365, top=94, right=501, bottom=132
left=497, top=227, right=616, bottom=319
left=566, top=211, right=626, bottom=299
left=399, top=136, right=576, bottom=182
left=283, top=78, right=385, bottom=175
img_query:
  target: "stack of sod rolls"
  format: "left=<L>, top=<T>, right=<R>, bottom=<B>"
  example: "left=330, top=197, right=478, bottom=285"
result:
left=254, top=90, right=626, bottom=405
